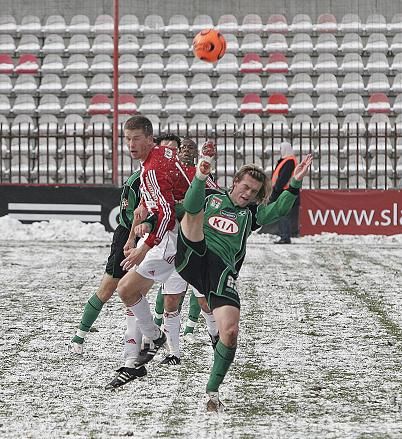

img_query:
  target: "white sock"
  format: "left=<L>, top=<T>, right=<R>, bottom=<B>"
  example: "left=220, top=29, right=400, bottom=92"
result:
left=127, top=296, right=160, bottom=341
left=201, top=310, right=218, bottom=337
left=124, top=309, right=143, bottom=367
left=163, top=310, right=181, bottom=358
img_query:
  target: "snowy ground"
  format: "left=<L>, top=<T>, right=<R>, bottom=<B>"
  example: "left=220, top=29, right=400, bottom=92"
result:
left=1, top=217, right=402, bottom=438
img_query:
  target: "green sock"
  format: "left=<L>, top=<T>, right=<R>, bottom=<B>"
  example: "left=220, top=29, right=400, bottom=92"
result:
left=184, top=291, right=201, bottom=334
left=73, top=294, right=104, bottom=344
left=154, top=286, right=164, bottom=326
left=206, top=341, right=236, bottom=392
left=183, top=176, right=206, bottom=215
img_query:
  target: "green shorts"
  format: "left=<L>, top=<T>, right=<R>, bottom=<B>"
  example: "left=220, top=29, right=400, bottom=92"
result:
left=175, top=228, right=240, bottom=310
left=105, top=224, right=130, bottom=279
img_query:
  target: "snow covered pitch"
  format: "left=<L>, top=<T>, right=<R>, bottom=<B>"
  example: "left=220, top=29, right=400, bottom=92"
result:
left=1, top=217, right=402, bottom=438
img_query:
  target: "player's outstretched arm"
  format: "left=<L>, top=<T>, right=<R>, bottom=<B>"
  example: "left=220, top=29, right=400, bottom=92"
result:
left=293, top=154, right=313, bottom=181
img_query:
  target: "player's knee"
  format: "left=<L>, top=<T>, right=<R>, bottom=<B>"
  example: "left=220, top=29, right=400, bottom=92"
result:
left=163, top=294, right=180, bottom=312
left=222, top=323, right=239, bottom=346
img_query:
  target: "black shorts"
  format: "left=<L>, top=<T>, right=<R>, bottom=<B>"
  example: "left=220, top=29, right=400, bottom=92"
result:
left=105, top=224, right=130, bottom=279
left=175, top=228, right=240, bottom=310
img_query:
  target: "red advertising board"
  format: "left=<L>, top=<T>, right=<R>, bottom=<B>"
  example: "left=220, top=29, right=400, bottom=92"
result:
left=300, top=190, right=402, bottom=235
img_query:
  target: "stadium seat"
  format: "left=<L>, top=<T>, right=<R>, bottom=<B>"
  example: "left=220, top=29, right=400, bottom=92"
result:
left=42, top=34, right=65, bottom=54
left=340, top=33, right=363, bottom=53
left=60, top=114, right=85, bottom=135
left=18, top=15, right=41, bottom=34
left=0, top=75, right=12, bottom=94
left=118, top=95, right=137, bottom=114
left=118, top=74, right=138, bottom=94
left=57, top=156, right=84, bottom=183
left=215, top=114, right=238, bottom=135
left=119, top=15, right=141, bottom=35
left=64, top=54, right=89, bottom=74
left=315, top=33, right=338, bottom=54
left=164, top=94, right=187, bottom=114
left=239, top=53, right=263, bottom=74
left=265, top=14, right=288, bottom=33
left=91, top=34, right=113, bottom=55
left=165, top=54, right=189, bottom=74
left=290, top=14, right=313, bottom=33
left=165, top=73, right=188, bottom=95
left=39, top=74, right=62, bottom=94
left=190, top=57, right=214, bottom=74
left=341, top=94, right=365, bottom=114
left=264, top=34, right=287, bottom=53
left=119, top=35, right=140, bottom=54
left=215, top=74, right=238, bottom=94
left=143, top=15, right=165, bottom=34
left=315, top=94, right=339, bottom=115
left=217, top=14, right=239, bottom=33
left=315, top=13, right=337, bottom=33
left=290, top=33, right=313, bottom=54
left=85, top=115, right=112, bottom=137
left=165, top=15, right=189, bottom=35
left=13, top=75, right=37, bottom=93
left=215, top=54, right=239, bottom=74
left=315, top=155, right=340, bottom=176
left=365, top=14, right=387, bottom=33
left=266, top=94, right=289, bottom=114
left=0, top=15, right=17, bottom=34
left=391, top=73, right=402, bottom=93
left=188, top=114, right=213, bottom=136
left=119, top=54, right=139, bottom=73
left=390, top=34, right=402, bottom=54
left=339, top=14, right=362, bottom=33
left=366, top=73, right=390, bottom=93
left=166, top=34, right=189, bottom=54
left=223, top=33, right=239, bottom=54
left=89, top=74, right=112, bottom=94
left=0, top=95, right=10, bottom=114
left=241, top=14, right=263, bottom=34
left=368, top=155, right=394, bottom=177
left=264, top=74, right=288, bottom=94
left=265, top=53, right=288, bottom=73
left=339, top=53, right=364, bottom=73
left=137, top=95, right=162, bottom=114
left=315, top=114, right=339, bottom=134
left=289, top=54, right=313, bottom=74
left=38, top=114, right=58, bottom=134
left=240, top=94, right=263, bottom=114
left=238, top=113, right=263, bottom=135
left=239, top=74, right=263, bottom=94
left=88, top=94, right=112, bottom=115
left=15, top=54, right=39, bottom=74
left=368, top=113, right=393, bottom=136
left=93, top=14, right=114, bottom=34
left=314, top=53, right=338, bottom=73
left=290, top=93, right=314, bottom=114
left=41, top=54, right=63, bottom=74
left=162, top=114, right=187, bottom=136
left=189, top=73, right=212, bottom=94
left=16, top=34, right=40, bottom=54
left=10, top=114, right=35, bottom=135
left=90, top=54, right=113, bottom=74
left=367, top=93, right=390, bottom=114
left=289, top=73, right=313, bottom=94
left=67, top=34, right=90, bottom=54
left=37, top=95, right=61, bottom=114
left=8, top=156, right=34, bottom=180
left=215, top=95, right=239, bottom=115
left=315, top=73, right=338, bottom=95
left=366, top=53, right=389, bottom=74
left=389, top=14, right=402, bottom=33
left=189, top=94, right=213, bottom=114
left=191, top=15, right=214, bottom=34
left=12, top=94, right=35, bottom=114
left=264, top=114, right=288, bottom=136
left=340, top=73, right=365, bottom=93
left=0, top=35, right=15, bottom=53
left=365, top=33, right=389, bottom=53
left=139, top=73, right=163, bottom=94
left=391, top=53, right=402, bottom=72
left=0, top=54, right=13, bottom=74
left=68, top=15, right=91, bottom=34
left=393, top=94, right=402, bottom=113
left=62, top=94, right=87, bottom=114
left=140, top=54, right=164, bottom=74
left=240, top=34, right=264, bottom=54
left=341, top=113, right=366, bottom=135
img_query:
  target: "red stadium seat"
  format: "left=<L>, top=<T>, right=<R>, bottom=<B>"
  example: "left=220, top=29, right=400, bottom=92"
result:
left=15, top=54, right=39, bottom=74
left=0, top=54, right=14, bottom=74
left=266, top=94, right=289, bottom=114
left=118, top=95, right=137, bottom=114
left=265, top=14, right=288, bottom=34
left=239, top=53, right=263, bottom=74
left=265, top=53, right=288, bottom=74
left=239, top=94, right=263, bottom=114
left=315, top=14, right=337, bottom=33
left=367, top=93, right=391, bottom=114
left=88, top=94, right=112, bottom=115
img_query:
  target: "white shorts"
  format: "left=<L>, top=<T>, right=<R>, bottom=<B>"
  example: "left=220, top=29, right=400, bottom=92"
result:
left=134, top=224, right=179, bottom=284
left=162, top=269, right=188, bottom=295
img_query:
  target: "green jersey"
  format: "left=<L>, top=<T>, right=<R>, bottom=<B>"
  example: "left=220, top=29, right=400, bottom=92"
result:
left=203, top=179, right=301, bottom=274
left=119, top=170, right=141, bottom=230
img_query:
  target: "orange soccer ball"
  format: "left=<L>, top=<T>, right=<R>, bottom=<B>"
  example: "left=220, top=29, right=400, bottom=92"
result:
left=192, top=29, right=227, bottom=63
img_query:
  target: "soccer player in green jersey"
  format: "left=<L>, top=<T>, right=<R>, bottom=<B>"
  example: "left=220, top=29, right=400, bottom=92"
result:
left=70, top=135, right=143, bottom=355
left=175, top=144, right=313, bottom=411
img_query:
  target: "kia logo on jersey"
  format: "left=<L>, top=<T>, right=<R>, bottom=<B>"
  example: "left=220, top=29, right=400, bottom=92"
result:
left=208, top=215, right=239, bottom=234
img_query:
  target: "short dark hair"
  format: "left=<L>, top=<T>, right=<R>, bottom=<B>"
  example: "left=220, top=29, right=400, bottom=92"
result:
left=124, top=116, right=153, bottom=137
left=233, top=164, right=272, bottom=204
left=155, top=133, right=181, bottom=148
